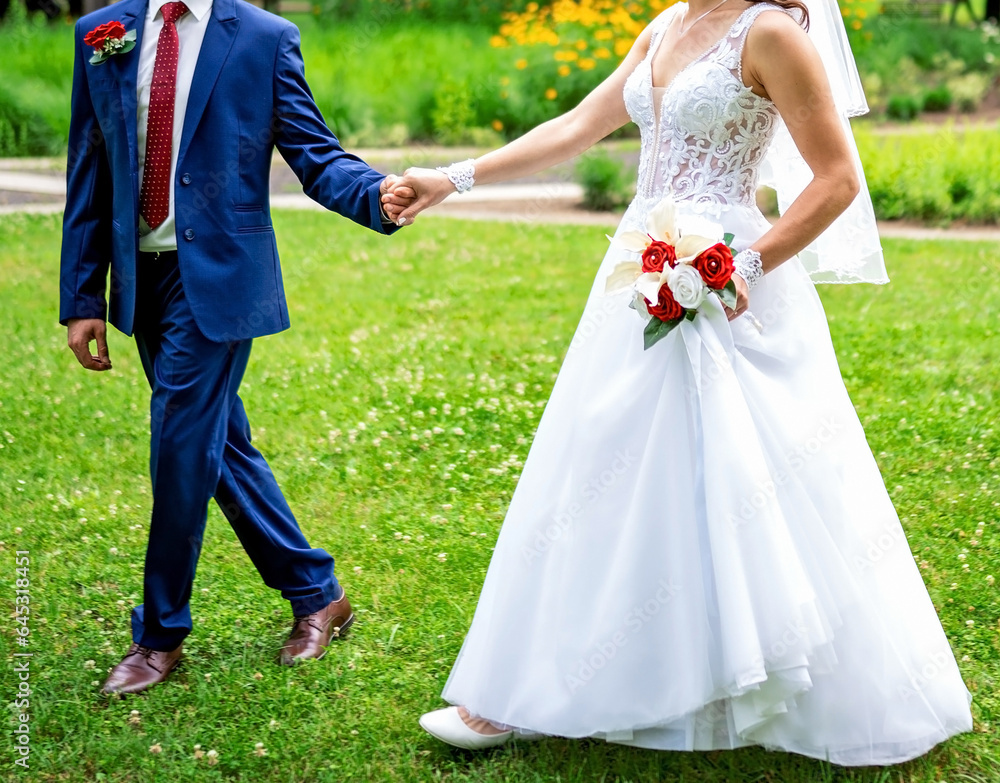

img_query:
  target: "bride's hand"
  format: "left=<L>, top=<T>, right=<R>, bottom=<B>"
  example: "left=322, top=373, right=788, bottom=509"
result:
left=381, top=167, right=455, bottom=226
left=724, top=274, right=750, bottom=321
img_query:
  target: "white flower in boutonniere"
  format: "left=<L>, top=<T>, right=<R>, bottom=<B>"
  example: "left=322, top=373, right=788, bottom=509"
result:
left=84, top=22, right=137, bottom=66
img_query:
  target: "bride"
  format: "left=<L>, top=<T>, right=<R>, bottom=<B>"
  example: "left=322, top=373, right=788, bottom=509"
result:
left=381, top=0, right=973, bottom=766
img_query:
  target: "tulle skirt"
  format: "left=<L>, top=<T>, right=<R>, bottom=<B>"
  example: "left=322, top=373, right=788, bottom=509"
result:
left=440, top=198, right=973, bottom=766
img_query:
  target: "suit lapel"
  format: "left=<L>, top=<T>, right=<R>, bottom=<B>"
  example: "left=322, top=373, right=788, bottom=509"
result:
left=178, top=0, right=240, bottom=166
left=112, top=0, right=148, bottom=169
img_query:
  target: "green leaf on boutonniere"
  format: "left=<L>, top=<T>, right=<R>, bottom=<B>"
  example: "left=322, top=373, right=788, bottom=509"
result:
left=643, top=315, right=680, bottom=350
left=717, top=280, right=738, bottom=310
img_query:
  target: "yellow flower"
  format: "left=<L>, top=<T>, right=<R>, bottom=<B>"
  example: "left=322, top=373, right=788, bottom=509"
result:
left=545, top=88, right=558, bottom=100
left=575, top=39, right=588, bottom=50
left=594, top=47, right=611, bottom=59
left=492, top=119, right=504, bottom=132
left=490, top=35, right=508, bottom=48
left=558, top=64, right=571, bottom=77
left=500, top=76, right=511, bottom=86
left=851, top=19, right=862, bottom=29
left=516, top=58, right=529, bottom=70
left=595, top=29, right=614, bottom=41
left=614, top=39, right=631, bottom=57
left=578, top=58, right=597, bottom=70
left=856, top=8, right=867, bottom=18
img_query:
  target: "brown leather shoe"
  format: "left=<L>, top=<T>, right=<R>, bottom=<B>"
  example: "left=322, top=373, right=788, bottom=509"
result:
left=101, top=642, right=183, bottom=695
left=279, top=588, right=354, bottom=665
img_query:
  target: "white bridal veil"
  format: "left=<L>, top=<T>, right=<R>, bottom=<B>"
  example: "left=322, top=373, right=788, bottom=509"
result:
left=759, top=0, right=889, bottom=284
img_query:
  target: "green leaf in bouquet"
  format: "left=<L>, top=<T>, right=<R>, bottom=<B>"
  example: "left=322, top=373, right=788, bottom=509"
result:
left=643, top=316, right=680, bottom=350
left=684, top=309, right=696, bottom=322
left=723, top=232, right=735, bottom=249
left=717, top=280, right=738, bottom=310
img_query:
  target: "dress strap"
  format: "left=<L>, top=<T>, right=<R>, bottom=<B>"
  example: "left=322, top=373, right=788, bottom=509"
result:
left=646, top=3, right=682, bottom=59
left=731, top=2, right=801, bottom=84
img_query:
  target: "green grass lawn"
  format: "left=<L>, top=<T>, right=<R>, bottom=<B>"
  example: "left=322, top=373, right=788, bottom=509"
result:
left=1, top=211, right=997, bottom=782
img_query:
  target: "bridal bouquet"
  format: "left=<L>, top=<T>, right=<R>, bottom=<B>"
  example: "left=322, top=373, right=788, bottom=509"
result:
left=604, top=196, right=738, bottom=350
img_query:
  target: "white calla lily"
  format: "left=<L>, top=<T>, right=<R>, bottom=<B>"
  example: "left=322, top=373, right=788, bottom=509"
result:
left=645, top=198, right=677, bottom=243
left=674, top=234, right=718, bottom=263
left=604, top=261, right=643, bottom=294
left=615, top=231, right=653, bottom=253
left=634, top=272, right=667, bottom=305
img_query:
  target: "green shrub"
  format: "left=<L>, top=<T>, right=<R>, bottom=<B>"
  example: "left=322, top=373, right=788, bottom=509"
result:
left=947, top=72, right=992, bottom=112
left=431, top=79, right=478, bottom=146
left=922, top=85, right=953, bottom=112
left=857, top=124, right=1000, bottom=224
left=0, top=88, right=61, bottom=157
left=886, top=95, right=921, bottom=121
left=576, top=148, right=632, bottom=212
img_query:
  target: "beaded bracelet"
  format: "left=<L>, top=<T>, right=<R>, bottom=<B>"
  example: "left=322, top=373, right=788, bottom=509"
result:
left=436, top=159, right=476, bottom=194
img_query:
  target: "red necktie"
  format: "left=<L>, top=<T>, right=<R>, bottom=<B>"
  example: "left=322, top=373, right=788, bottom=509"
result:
left=139, top=1, right=189, bottom=230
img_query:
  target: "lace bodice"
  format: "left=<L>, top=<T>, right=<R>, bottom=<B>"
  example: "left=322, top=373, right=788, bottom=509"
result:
left=624, top=2, right=794, bottom=214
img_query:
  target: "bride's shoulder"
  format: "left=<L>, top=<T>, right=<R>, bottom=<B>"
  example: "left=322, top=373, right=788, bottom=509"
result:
left=743, top=2, right=810, bottom=45
left=743, top=1, right=808, bottom=30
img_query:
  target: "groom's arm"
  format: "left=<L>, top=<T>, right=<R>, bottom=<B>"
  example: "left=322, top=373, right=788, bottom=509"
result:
left=60, top=22, right=114, bottom=326
left=272, top=24, right=399, bottom=234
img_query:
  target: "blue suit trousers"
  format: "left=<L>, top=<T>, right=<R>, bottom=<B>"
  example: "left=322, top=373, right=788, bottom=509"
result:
left=130, top=252, right=338, bottom=651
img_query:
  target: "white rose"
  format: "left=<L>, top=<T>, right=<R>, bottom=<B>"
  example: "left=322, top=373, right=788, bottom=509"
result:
left=667, top=264, right=707, bottom=309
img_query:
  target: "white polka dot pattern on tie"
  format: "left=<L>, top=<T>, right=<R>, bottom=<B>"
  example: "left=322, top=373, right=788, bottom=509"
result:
left=139, top=1, right=190, bottom=230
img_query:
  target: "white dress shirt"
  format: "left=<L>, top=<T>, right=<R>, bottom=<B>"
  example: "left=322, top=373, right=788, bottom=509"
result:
left=137, top=0, right=213, bottom=252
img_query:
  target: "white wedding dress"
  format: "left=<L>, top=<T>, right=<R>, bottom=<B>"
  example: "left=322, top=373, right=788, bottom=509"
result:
left=440, top=2, right=972, bottom=766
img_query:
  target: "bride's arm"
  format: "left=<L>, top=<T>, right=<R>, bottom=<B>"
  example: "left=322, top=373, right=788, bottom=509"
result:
left=740, top=12, right=861, bottom=274
left=384, top=23, right=657, bottom=224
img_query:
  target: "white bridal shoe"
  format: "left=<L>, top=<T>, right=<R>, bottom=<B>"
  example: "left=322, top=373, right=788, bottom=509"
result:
left=419, top=707, right=513, bottom=750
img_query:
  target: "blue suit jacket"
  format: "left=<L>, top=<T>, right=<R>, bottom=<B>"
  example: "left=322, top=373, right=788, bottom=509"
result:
left=60, top=0, right=397, bottom=343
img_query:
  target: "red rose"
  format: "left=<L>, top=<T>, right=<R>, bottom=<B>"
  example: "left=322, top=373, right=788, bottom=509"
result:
left=692, top=243, right=734, bottom=290
left=84, top=21, right=126, bottom=51
left=641, top=240, right=676, bottom=274
left=646, top=283, right=684, bottom=322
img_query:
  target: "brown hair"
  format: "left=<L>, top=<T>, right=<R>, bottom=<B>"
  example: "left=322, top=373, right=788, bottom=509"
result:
left=744, top=0, right=810, bottom=30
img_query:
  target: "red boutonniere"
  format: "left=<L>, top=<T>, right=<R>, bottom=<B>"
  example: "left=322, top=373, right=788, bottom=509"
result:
left=84, top=21, right=137, bottom=65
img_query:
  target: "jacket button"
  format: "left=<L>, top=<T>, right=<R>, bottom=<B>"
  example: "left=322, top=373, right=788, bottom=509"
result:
left=183, top=229, right=195, bottom=241
left=180, top=173, right=192, bottom=185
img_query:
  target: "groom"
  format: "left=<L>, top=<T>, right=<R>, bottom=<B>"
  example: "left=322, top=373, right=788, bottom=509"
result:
left=61, top=0, right=412, bottom=694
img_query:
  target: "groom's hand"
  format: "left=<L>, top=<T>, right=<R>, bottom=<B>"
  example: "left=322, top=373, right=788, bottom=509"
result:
left=381, top=168, right=455, bottom=226
left=379, top=175, right=416, bottom=225
left=67, top=318, right=112, bottom=372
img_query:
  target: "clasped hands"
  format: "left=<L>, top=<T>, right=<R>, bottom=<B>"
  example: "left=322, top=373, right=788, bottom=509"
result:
left=380, top=168, right=456, bottom=227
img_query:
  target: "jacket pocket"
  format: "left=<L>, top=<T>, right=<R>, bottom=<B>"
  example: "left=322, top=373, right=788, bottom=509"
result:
left=236, top=224, right=273, bottom=234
